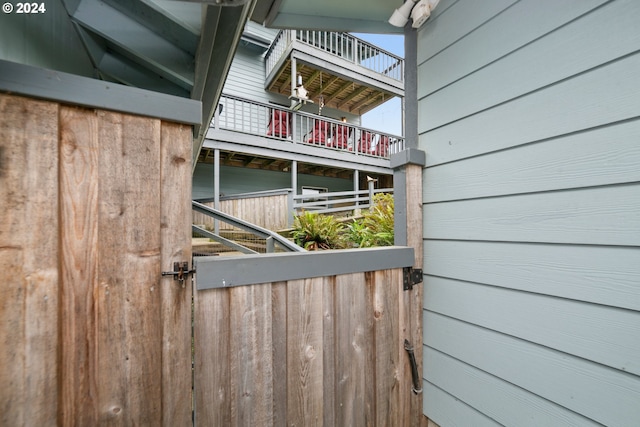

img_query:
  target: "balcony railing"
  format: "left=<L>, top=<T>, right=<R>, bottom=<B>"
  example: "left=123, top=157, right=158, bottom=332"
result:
left=265, top=30, right=404, bottom=83
left=213, top=94, right=405, bottom=160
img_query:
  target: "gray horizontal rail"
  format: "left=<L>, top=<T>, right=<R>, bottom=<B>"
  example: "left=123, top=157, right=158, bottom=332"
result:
left=192, top=201, right=304, bottom=252
left=194, top=246, right=414, bottom=290
left=192, top=225, right=258, bottom=255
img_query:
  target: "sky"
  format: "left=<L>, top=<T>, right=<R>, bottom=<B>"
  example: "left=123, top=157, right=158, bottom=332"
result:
left=352, top=33, right=405, bottom=136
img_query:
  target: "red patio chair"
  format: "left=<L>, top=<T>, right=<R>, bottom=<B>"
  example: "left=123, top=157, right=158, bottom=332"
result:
left=375, top=135, right=390, bottom=157
left=307, top=119, right=330, bottom=145
left=332, top=124, right=351, bottom=150
left=267, top=109, right=290, bottom=138
left=358, top=131, right=375, bottom=154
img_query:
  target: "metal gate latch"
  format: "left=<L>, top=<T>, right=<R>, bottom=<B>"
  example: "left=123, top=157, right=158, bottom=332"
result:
left=162, top=262, right=195, bottom=286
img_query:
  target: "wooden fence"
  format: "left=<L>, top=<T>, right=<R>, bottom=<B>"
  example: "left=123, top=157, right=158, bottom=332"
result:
left=193, top=248, right=423, bottom=426
left=1, top=93, right=193, bottom=426
left=195, top=271, right=412, bottom=426
left=193, top=190, right=291, bottom=231
left=1, top=92, right=423, bottom=426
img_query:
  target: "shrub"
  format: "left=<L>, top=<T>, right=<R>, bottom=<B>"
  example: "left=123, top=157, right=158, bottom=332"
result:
left=292, top=193, right=395, bottom=250
left=292, top=211, right=347, bottom=250
left=355, top=193, right=394, bottom=247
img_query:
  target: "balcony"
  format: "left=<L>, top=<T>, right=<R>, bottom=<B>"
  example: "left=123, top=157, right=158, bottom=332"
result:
left=264, top=30, right=404, bottom=115
left=204, top=94, right=404, bottom=170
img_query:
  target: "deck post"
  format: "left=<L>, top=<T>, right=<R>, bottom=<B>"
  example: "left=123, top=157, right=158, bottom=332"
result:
left=214, top=148, right=220, bottom=234
left=388, top=24, right=426, bottom=427
left=289, top=160, right=298, bottom=225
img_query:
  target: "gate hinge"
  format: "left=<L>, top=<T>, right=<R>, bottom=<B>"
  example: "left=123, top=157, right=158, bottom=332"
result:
left=403, top=267, right=423, bottom=291
left=162, top=262, right=195, bottom=287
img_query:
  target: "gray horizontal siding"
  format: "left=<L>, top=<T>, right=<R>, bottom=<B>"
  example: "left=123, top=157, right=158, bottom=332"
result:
left=192, top=163, right=353, bottom=200
left=223, top=44, right=273, bottom=104
left=418, top=0, right=640, bottom=425
left=424, top=313, right=639, bottom=427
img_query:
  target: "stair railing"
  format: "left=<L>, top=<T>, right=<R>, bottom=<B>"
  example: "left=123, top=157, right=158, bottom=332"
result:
left=192, top=201, right=305, bottom=254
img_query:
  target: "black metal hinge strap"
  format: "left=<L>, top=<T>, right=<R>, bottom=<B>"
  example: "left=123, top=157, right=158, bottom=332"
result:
left=403, top=267, right=423, bottom=291
left=404, top=339, right=423, bottom=395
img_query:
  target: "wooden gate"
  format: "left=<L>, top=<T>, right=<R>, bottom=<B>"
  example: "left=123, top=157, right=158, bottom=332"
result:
left=0, top=94, right=193, bottom=425
left=193, top=248, right=424, bottom=427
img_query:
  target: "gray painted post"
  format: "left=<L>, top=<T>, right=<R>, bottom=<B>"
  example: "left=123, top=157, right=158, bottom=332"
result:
left=287, top=188, right=295, bottom=227
left=290, top=160, right=298, bottom=225
left=214, top=148, right=220, bottom=234
left=354, top=169, right=360, bottom=212
left=368, top=176, right=376, bottom=211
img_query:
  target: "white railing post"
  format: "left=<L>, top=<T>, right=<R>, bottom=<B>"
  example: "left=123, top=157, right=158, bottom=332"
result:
left=368, top=177, right=376, bottom=211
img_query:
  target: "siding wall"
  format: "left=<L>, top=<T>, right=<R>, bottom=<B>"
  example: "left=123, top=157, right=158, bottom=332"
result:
left=193, top=163, right=354, bottom=199
left=222, top=22, right=361, bottom=123
left=417, top=1, right=640, bottom=426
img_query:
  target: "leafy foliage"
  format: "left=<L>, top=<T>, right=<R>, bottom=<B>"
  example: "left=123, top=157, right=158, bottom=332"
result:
left=352, top=193, right=395, bottom=247
left=292, top=211, right=347, bottom=250
left=292, top=193, right=395, bottom=250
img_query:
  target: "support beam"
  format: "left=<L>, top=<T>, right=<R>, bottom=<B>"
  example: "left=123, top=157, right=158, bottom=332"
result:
left=326, top=80, right=354, bottom=104
left=310, top=74, right=340, bottom=99
left=338, top=85, right=369, bottom=108
left=214, top=148, right=220, bottom=234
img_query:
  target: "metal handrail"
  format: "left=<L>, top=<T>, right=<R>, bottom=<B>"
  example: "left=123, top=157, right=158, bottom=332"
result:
left=192, top=201, right=305, bottom=253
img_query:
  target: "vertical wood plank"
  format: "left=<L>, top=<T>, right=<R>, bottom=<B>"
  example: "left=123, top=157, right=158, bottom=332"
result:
left=287, top=278, right=324, bottom=425
left=195, top=288, right=231, bottom=426
left=322, top=276, right=336, bottom=427
left=405, top=163, right=424, bottom=427
left=94, top=111, right=129, bottom=425
left=272, top=282, right=288, bottom=426
left=334, top=272, right=367, bottom=427
left=230, top=284, right=274, bottom=426
left=58, top=105, right=101, bottom=426
left=373, top=269, right=402, bottom=426
left=0, top=94, right=59, bottom=426
left=160, top=121, right=193, bottom=425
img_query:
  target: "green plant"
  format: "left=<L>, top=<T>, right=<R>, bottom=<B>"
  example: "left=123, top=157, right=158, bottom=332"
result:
left=356, top=193, right=395, bottom=247
left=292, top=211, right=347, bottom=250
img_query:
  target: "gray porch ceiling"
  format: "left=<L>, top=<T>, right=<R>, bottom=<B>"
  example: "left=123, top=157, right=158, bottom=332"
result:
left=59, top=0, right=255, bottom=164
left=252, top=0, right=406, bottom=34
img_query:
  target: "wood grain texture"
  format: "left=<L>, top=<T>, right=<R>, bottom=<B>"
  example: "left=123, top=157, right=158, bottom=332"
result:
left=424, top=312, right=640, bottom=427
left=230, top=284, right=274, bottom=426
left=334, top=272, right=372, bottom=427
left=403, top=164, right=424, bottom=427
left=194, top=268, right=414, bottom=426
left=160, top=121, right=193, bottom=426
left=192, top=194, right=290, bottom=231
left=372, top=269, right=401, bottom=427
left=0, top=94, right=59, bottom=426
left=271, top=282, right=288, bottom=426
left=423, top=240, right=640, bottom=311
left=58, top=105, right=101, bottom=426
left=322, top=276, right=337, bottom=427
left=287, top=278, right=324, bottom=425
left=195, top=288, right=231, bottom=426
